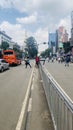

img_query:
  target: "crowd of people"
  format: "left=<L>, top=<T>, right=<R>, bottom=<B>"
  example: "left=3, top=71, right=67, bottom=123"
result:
left=23, top=53, right=72, bottom=68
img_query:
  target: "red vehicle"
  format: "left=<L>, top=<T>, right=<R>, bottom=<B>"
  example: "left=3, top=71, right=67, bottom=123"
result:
left=3, top=49, right=21, bottom=65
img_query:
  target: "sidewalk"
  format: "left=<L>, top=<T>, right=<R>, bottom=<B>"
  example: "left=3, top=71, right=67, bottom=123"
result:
left=25, top=67, right=54, bottom=130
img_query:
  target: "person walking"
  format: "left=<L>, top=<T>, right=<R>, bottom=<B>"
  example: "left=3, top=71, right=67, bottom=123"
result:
left=35, top=55, right=39, bottom=67
left=65, top=55, right=70, bottom=67
left=25, top=56, right=32, bottom=68
left=43, top=57, right=46, bottom=65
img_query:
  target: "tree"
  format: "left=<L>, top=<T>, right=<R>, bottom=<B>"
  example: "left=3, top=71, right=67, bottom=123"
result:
left=1, top=41, right=9, bottom=50
left=40, top=48, right=51, bottom=58
left=63, top=41, right=70, bottom=53
left=25, top=36, right=38, bottom=58
left=13, top=45, right=22, bottom=59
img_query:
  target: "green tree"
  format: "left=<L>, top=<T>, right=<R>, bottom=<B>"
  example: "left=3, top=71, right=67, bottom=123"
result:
left=25, top=36, right=38, bottom=58
left=13, top=45, right=22, bottom=59
left=1, top=41, right=9, bottom=50
left=40, top=48, right=51, bottom=58
left=63, top=41, right=70, bottom=53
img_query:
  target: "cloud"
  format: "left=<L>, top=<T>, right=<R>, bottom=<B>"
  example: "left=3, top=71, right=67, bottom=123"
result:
left=0, top=0, right=14, bottom=8
left=0, top=21, right=48, bottom=52
left=0, top=0, right=72, bottom=27
left=0, top=21, right=26, bottom=46
left=34, top=28, right=48, bottom=52
left=0, top=0, right=72, bottom=15
left=16, top=13, right=37, bottom=24
left=0, top=0, right=73, bottom=51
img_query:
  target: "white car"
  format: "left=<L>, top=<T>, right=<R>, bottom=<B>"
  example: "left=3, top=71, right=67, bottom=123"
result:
left=0, top=59, right=9, bottom=72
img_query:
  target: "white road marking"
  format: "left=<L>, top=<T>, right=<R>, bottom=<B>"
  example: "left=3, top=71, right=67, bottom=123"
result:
left=28, top=97, right=32, bottom=112
left=32, top=76, right=34, bottom=82
left=31, top=84, right=34, bottom=90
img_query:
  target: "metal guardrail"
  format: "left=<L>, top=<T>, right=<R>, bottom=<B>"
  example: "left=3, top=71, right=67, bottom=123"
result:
left=39, top=64, right=73, bottom=130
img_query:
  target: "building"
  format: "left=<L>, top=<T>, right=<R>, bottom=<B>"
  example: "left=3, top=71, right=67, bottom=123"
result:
left=48, top=26, right=68, bottom=54
left=0, top=31, right=12, bottom=45
left=63, top=30, right=68, bottom=42
left=71, top=11, right=73, bottom=47
left=56, top=26, right=68, bottom=51
left=49, top=33, right=56, bottom=54
left=0, top=30, right=20, bottom=49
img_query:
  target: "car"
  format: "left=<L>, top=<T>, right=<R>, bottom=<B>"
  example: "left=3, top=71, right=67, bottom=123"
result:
left=40, top=58, right=46, bottom=61
left=70, top=56, right=73, bottom=63
left=17, top=58, right=21, bottom=65
left=0, top=59, right=9, bottom=72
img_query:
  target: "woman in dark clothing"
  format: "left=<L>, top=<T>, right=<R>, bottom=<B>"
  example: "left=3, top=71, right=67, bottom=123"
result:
left=65, top=55, right=70, bottom=66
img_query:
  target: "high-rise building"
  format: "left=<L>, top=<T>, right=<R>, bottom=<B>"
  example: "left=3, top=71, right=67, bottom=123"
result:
left=71, top=11, right=73, bottom=47
left=48, top=26, right=68, bottom=53
left=71, top=11, right=73, bottom=28
left=0, top=31, right=12, bottom=45
left=49, top=33, right=56, bottom=53
left=57, top=26, right=68, bottom=49
left=63, top=30, right=68, bottom=42
left=55, top=30, right=58, bottom=52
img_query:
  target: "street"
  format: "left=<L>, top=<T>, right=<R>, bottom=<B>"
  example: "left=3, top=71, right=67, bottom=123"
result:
left=1, top=60, right=73, bottom=130
left=0, top=60, right=55, bottom=130
left=0, top=62, right=33, bottom=130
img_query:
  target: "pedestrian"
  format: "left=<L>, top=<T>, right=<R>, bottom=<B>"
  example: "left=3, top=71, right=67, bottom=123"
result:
left=65, top=55, right=70, bottom=67
left=51, top=57, right=54, bottom=62
left=43, top=57, right=46, bottom=65
left=24, top=56, right=32, bottom=68
left=47, top=57, right=50, bottom=62
left=35, top=55, right=39, bottom=67
left=58, top=57, right=61, bottom=63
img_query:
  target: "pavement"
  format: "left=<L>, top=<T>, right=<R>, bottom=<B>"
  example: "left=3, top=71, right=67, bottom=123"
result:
left=25, top=66, right=54, bottom=130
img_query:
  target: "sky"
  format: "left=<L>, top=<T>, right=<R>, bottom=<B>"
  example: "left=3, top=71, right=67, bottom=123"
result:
left=0, top=0, right=73, bottom=52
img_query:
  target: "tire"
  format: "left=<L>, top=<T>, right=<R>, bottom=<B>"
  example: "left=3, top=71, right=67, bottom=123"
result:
left=1, top=67, right=4, bottom=72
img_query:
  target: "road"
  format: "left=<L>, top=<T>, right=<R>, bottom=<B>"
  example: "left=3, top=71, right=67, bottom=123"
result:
left=0, top=60, right=55, bottom=130
left=44, top=60, right=73, bottom=101
left=1, top=59, right=73, bottom=130
left=0, top=61, right=33, bottom=130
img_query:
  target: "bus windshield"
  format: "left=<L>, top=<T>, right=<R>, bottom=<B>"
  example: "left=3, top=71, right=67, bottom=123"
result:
left=4, top=51, right=13, bottom=55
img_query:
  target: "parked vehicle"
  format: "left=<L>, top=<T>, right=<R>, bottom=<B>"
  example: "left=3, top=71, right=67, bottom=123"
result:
left=0, top=59, right=9, bottom=72
left=3, top=49, right=21, bottom=65
left=70, top=55, right=73, bottom=63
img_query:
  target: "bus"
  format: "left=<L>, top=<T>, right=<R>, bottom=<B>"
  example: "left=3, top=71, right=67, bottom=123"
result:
left=3, top=49, right=21, bottom=65
left=0, top=49, right=3, bottom=58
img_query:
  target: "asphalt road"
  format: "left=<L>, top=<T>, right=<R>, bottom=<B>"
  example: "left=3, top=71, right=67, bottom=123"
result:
left=43, top=60, right=73, bottom=101
left=2, top=59, right=72, bottom=130
left=0, top=61, right=33, bottom=130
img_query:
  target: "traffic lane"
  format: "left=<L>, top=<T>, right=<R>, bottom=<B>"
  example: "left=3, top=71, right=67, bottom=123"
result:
left=0, top=64, right=33, bottom=130
left=44, top=62, right=73, bottom=101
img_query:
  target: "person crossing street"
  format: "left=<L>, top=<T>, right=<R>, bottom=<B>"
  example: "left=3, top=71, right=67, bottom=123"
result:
left=24, top=56, right=32, bottom=68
